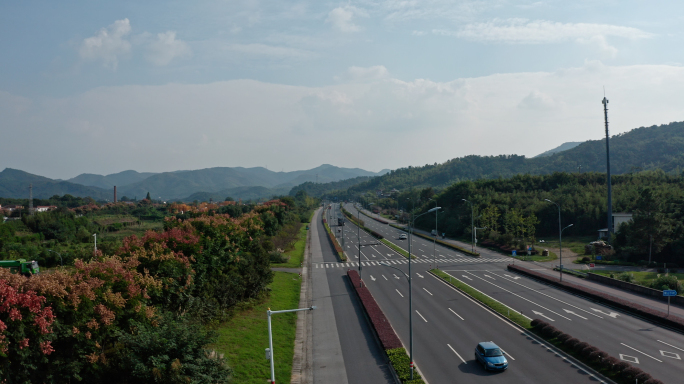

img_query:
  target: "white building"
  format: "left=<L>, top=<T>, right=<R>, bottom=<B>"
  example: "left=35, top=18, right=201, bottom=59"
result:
left=598, top=212, right=633, bottom=238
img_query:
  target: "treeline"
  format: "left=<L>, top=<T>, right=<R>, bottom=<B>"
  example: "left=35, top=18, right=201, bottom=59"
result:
left=398, top=171, right=684, bottom=264
left=289, top=176, right=376, bottom=198
left=0, top=192, right=318, bottom=383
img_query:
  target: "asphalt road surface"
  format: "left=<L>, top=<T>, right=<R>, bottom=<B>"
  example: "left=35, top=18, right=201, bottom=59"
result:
left=319, top=203, right=609, bottom=383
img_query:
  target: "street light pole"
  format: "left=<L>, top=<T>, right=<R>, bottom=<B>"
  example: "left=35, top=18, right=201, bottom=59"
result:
left=545, top=199, right=573, bottom=282
left=462, top=199, right=474, bottom=253
left=407, top=206, right=440, bottom=380
left=92, top=233, right=97, bottom=254
left=267, top=306, right=316, bottom=384
left=430, top=199, right=438, bottom=267
left=474, top=227, right=487, bottom=254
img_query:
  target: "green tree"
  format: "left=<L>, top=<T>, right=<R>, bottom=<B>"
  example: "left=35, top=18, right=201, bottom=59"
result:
left=145, top=192, right=151, bottom=200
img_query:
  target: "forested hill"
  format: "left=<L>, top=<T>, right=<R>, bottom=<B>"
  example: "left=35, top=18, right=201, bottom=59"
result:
left=341, top=121, right=684, bottom=195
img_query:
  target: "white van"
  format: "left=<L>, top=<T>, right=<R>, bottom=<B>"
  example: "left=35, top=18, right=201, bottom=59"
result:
left=431, top=230, right=437, bottom=236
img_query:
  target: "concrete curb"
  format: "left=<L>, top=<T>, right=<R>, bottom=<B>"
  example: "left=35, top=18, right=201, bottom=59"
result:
left=290, top=209, right=316, bottom=384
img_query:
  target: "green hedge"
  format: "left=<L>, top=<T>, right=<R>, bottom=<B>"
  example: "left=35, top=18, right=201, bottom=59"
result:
left=390, top=224, right=480, bottom=257
left=387, top=348, right=426, bottom=384
left=380, top=239, right=415, bottom=259
left=323, top=221, right=347, bottom=262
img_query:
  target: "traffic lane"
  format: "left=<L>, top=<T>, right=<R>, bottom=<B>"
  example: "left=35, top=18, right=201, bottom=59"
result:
left=450, top=268, right=684, bottom=382
left=365, top=263, right=603, bottom=383
left=316, top=213, right=396, bottom=383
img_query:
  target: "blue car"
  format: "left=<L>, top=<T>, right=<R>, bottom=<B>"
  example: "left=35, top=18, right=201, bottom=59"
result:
left=474, top=342, right=508, bottom=371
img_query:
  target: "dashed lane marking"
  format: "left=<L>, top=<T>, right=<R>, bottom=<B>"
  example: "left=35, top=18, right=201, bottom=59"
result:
left=657, top=340, right=684, bottom=353
left=448, top=308, right=464, bottom=320
left=423, top=288, right=433, bottom=296
left=447, top=344, right=467, bottom=364
left=416, top=310, right=428, bottom=322
left=395, top=289, right=404, bottom=298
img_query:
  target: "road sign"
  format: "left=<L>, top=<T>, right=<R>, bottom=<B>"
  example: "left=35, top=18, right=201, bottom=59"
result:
left=512, top=250, right=517, bottom=256
left=663, top=290, right=677, bottom=296
left=589, top=263, right=595, bottom=268
left=596, top=256, right=602, bottom=260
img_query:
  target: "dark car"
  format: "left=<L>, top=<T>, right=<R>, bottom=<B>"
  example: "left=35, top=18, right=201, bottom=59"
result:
left=474, top=342, right=508, bottom=371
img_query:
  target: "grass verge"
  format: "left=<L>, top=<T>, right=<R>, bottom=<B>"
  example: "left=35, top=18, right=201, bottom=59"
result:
left=387, top=348, right=425, bottom=384
left=212, top=271, right=301, bottom=384
left=380, top=239, right=415, bottom=259
left=431, top=269, right=531, bottom=329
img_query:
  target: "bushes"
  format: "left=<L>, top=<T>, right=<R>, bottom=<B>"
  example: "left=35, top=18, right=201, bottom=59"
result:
left=650, top=274, right=681, bottom=291
left=348, top=270, right=425, bottom=383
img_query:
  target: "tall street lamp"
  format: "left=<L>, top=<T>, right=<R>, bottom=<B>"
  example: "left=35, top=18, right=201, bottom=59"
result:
left=429, top=198, right=440, bottom=267
left=405, top=205, right=441, bottom=380
left=47, top=250, right=63, bottom=267
left=357, top=206, right=378, bottom=286
left=266, top=306, right=316, bottom=384
left=462, top=199, right=474, bottom=253
left=545, top=199, right=573, bottom=281
left=474, top=226, right=487, bottom=254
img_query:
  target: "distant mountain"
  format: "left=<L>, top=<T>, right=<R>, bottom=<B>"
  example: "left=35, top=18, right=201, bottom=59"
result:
left=0, top=169, right=111, bottom=200
left=0, top=164, right=385, bottom=201
left=68, top=170, right=157, bottom=189
left=333, top=121, right=684, bottom=197
left=533, top=142, right=582, bottom=158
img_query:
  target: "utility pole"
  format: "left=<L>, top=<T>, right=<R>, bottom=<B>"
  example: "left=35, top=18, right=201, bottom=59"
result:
left=603, top=94, right=613, bottom=243
left=29, top=184, right=33, bottom=215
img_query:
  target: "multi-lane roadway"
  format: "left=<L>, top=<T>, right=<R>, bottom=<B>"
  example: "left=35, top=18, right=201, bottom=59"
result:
left=317, top=203, right=609, bottom=383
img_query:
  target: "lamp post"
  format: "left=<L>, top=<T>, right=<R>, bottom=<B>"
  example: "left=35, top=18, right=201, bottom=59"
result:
left=462, top=199, right=474, bottom=253
left=429, top=199, right=440, bottom=266
left=357, top=207, right=379, bottom=286
left=47, top=250, right=63, bottom=267
left=405, top=205, right=441, bottom=380
left=545, top=199, right=573, bottom=281
left=267, top=306, right=316, bottom=384
left=474, top=227, right=487, bottom=254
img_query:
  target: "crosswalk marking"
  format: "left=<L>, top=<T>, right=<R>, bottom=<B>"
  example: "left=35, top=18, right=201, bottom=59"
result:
left=313, top=257, right=511, bottom=269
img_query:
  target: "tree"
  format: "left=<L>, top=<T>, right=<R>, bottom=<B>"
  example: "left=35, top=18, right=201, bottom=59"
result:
left=145, top=192, right=151, bottom=201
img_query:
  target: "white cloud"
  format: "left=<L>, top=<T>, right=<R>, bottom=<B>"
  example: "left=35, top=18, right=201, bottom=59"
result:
left=2, top=63, right=684, bottom=179
left=327, top=6, right=367, bottom=32
left=227, top=43, right=317, bottom=59
left=434, top=19, right=653, bottom=44
left=79, top=19, right=132, bottom=70
left=146, top=31, right=192, bottom=66
left=577, top=35, right=618, bottom=59
left=336, top=65, right=390, bottom=82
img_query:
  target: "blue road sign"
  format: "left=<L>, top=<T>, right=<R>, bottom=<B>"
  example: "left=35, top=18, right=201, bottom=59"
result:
left=596, top=256, right=602, bottom=260
left=512, top=250, right=517, bottom=256
left=664, top=290, right=677, bottom=297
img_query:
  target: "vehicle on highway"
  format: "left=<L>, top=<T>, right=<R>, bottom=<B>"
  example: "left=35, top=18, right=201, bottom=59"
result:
left=431, top=229, right=437, bottom=236
left=398, top=234, right=407, bottom=240
left=474, top=342, right=508, bottom=372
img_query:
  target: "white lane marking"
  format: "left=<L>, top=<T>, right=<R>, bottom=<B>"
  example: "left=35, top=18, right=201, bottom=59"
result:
left=532, top=310, right=555, bottom=322
left=461, top=275, right=472, bottom=281
left=448, top=308, right=464, bottom=320
left=382, top=275, right=388, bottom=280
left=396, top=289, right=404, bottom=298
left=465, top=271, right=572, bottom=321
left=370, top=275, right=376, bottom=281
left=504, top=274, right=520, bottom=280
left=500, top=348, right=515, bottom=360
left=416, top=310, right=428, bottom=322
left=591, top=308, right=619, bottom=318
left=416, top=273, right=424, bottom=278
left=660, top=350, right=681, bottom=359
left=325, top=264, right=329, bottom=268
left=315, top=264, right=319, bottom=268
left=423, top=288, right=433, bottom=296
left=563, top=309, right=588, bottom=320
left=657, top=340, right=684, bottom=353
left=393, top=274, right=401, bottom=280
left=484, top=275, right=495, bottom=280
left=447, top=344, right=467, bottom=364
left=620, top=343, right=662, bottom=362
left=620, top=354, right=639, bottom=364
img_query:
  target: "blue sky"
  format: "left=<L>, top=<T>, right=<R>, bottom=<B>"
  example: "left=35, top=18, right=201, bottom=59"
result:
left=2, top=1, right=684, bottom=179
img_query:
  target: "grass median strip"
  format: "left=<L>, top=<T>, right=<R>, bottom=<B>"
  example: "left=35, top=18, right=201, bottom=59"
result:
left=212, top=271, right=301, bottom=384
left=431, top=269, right=531, bottom=329
left=380, top=238, right=415, bottom=259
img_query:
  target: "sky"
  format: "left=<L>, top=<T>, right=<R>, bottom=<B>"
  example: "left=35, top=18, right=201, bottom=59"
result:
left=2, top=0, right=684, bottom=180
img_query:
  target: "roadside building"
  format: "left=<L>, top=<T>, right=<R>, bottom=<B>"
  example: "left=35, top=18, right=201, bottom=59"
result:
left=598, top=212, right=633, bottom=239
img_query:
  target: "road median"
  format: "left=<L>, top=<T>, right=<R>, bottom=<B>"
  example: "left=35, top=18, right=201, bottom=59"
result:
left=389, top=224, right=480, bottom=257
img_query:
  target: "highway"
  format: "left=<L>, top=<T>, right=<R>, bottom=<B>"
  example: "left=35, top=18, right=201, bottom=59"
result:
left=333, top=202, right=684, bottom=383
left=319, top=202, right=606, bottom=383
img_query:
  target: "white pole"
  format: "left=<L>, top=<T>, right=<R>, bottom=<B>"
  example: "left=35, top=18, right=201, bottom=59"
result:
left=93, top=234, right=97, bottom=254
left=268, top=310, right=275, bottom=384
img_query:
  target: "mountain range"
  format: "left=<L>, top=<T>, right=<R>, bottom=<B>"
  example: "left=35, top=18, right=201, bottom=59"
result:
left=324, top=120, right=684, bottom=197
left=0, top=165, right=389, bottom=201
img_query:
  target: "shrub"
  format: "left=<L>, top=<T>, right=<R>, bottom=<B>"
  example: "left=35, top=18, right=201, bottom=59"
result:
left=531, top=319, right=547, bottom=329
left=573, top=341, right=589, bottom=354
left=616, top=272, right=635, bottom=283
left=557, top=333, right=571, bottom=344
left=269, top=250, right=288, bottom=263
left=620, top=366, right=641, bottom=381
left=580, top=346, right=598, bottom=359
left=644, top=379, right=664, bottom=384
left=635, top=371, right=653, bottom=382
left=650, top=274, right=681, bottom=291
left=613, top=361, right=630, bottom=373
left=588, top=350, right=607, bottom=364
left=564, top=338, right=580, bottom=348
left=581, top=256, right=591, bottom=263
left=541, top=325, right=558, bottom=338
